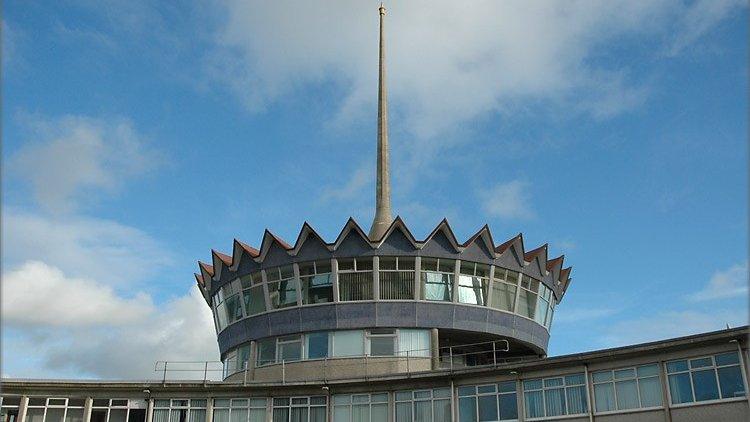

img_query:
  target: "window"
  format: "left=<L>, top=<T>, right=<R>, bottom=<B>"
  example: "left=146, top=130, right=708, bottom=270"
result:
left=1, top=396, right=20, bottom=422
left=151, top=400, right=203, bottom=422
left=266, top=266, right=298, bottom=309
left=299, top=261, right=333, bottom=304
left=212, top=398, right=266, bottom=422
left=666, top=352, right=746, bottom=405
left=458, top=382, right=518, bottom=422
left=257, top=338, right=277, bottom=366
left=366, top=329, right=396, bottom=356
left=534, top=285, right=554, bottom=327
left=458, top=262, right=489, bottom=305
left=273, top=397, right=326, bottom=422
left=332, top=394, right=387, bottom=422
left=241, top=273, right=266, bottom=316
left=333, top=330, right=365, bottom=357
left=213, top=279, right=244, bottom=331
left=592, top=364, right=662, bottom=413
left=490, top=269, right=518, bottom=313
left=306, top=332, right=330, bottom=359
left=379, top=257, right=416, bottom=300
left=23, top=398, right=88, bottom=422
left=398, top=329, right=430, bottom=358
left=222, top=344, right=251, bottom=378
left=395, top=388, right=451, bottom=422
left=338, top=258, right=374, bottom=301
left=277, top=335, right=303, bottom=362
left=523, top=374, right=587, bottom=419
left=421, top=258, right=454, bottom=302
left=516, top=275, right=538, bottom=320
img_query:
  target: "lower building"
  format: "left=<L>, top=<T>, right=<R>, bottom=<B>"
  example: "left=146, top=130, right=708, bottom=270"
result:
left=2, top=326, right=748, bottom=422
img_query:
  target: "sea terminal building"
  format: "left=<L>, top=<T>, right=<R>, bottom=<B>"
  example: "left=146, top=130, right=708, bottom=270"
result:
left=2, top=5, right=748, bottom=422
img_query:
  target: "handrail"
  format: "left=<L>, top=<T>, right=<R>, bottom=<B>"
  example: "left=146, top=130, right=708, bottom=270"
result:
left=153, top=338, right=519, bottom=383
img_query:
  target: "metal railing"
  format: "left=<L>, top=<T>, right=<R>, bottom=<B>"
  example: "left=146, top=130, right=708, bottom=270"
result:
left=154, top=338, right=534, bottom=384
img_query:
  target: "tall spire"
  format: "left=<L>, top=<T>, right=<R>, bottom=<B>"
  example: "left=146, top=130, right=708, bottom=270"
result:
left=369, top=3, right=393, bottom=240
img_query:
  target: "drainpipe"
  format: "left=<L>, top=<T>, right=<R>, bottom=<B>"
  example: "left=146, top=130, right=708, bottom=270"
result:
left=450, top=379, right=456, bottom=422
left=83, top=397, right=93, bottom=422
left=17, top=396, right=28, bottom=422
left=431, top=328, right=440, bottom=370
left=583, top=364, right=593, bottom=422
left=658, top=360, right=672, bottom=422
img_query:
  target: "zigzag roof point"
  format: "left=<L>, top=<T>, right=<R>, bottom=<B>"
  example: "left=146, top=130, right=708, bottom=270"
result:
left=235, top=239, right=259, bottom=257
left=212, top=250, right=233, bottom=266
left=198, top=261, right=214, bottom=276
left=524, top=243, right=548, bottom=262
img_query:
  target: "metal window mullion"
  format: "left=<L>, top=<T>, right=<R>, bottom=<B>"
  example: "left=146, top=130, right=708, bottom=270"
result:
left=331, top=259, right=340, bottom=302
left=512, top=272, right=522, bottom=315
left=261, top=270, right=273, bottom=311
left=293, top=263, right=303, bottom=306
left=452, top=260, right=460, bottom=303
left=414, top=257, right=421, bottom=301
left=486, top=265, right=495, bottom=309
left=373, top=256, right=380, bottom=301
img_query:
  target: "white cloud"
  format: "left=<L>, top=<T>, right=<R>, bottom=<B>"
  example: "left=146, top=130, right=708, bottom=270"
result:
left=2, top=209, right=172, bottom=286
left=320, top=163, right=372, bottom=202
left=207, top=0, right=744, bottom=139
left=8, top=114, right=161, bottom=213
left=687, top=262, right=748, bottom=302
left=479, top=180, right=533, bottom=220
left=602, top=309, right=748, bottom=347
left=1, top=261, right=153, bottom=328
left=665, top=0, right=745, bottom=56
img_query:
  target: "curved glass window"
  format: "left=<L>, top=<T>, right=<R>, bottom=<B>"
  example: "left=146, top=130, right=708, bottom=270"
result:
left=300, top=261, right=333, bottom=304
left=267, top=265, right=298, bottom=309
left=421, top=258, right=454, bottom=302
left=241, top=272, right=266, bottom=316
left=458, top=262, right=489, bottom=306
left=379, top=257, right=415, bottom=300
left=338, top=258, right=374, bottom=301
left=490, top=269, right=518, bottom=312
left=517, top=275, right=538, bottom=320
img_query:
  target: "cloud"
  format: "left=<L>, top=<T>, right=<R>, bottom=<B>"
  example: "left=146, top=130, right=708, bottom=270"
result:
left=320, top=163, right=372, bottom=202
left=2, top=261, right=153, bottom=328
left=602, top=309, right=747, bottom=347
left=479, top=180, right=533, bottom=220
left=206, top=0, right=744, bottom=139
left=8, top=114, right=161, bottom=213
left=665, top=0, right=746, bottom=56
left=2, top=209, right=172, bottom=286
left=1, top=264, right=218, bottom=380
left=687, top=262, right=748, bottom=302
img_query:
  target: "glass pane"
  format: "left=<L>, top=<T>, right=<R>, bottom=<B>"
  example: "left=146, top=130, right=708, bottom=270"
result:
left=614, top=368, right=635, bottom=380
left=477, top=385, right=495, bottom=394
left=477, top=396, right=497, bottom=422
left=302, top=274, right=333, bottom=304
left=379, top=270, right=415, bottom=300
left=594, top=384, right=615, bottom=412
left=715, top=352, right=740, bottom=366
left=689, top=358, right=712, bottom=369
left=692, top=369, right=720, bottom=401
left=339, top=272, right=374, bottom=301
left=544, top=388, right=566, bottom=417
left=309, top=407, right=325, bottom=422
left=490, top=282, right=516, bottom=312
left=333, top=406, right=349, bottom=422
left=307, top=332, right=329, bottom=359
left=523, top=391, right=544, bottom=419
left=279, top=341, right=302, bottom=362
left=498, top=381, right=515, bottom=393
left=458, top=276, right=487, bottom=306
left=371, top=403, right=387, bottom=422
left=566, top=385, right=587, bottom=414
left=666, top=360, right=688, bottom=373
left=257, top=338, right=277, bottom=365
left=422, top=273, right=452, bottom=301
left=592, top=371, right=613, bottom=383
left=190, top=410, right=206, bottom=422
left=438, top=260, right=454, bottom=273
left=565, top=374, right=585, bottom=385
left=543, top=378, right=564, bottom=388
left=380, top=257, right=397, bottom=270
left=65, top=408, right=84, bottom=422
left=395, top=403, right=411, bottom=422
left=433, top=388, right=451, bottom=399
left=46, top=409, right=65, bottom=422
left=110, top=410, right=127, bottom=422
left=637, top=364, right=660, bottom=378
left=615, top=380, right=639, bottom=410
left=458, top=397, right=476, bottom=422
left=639, top=377, right=663, bottom=407
left=414, top=401, right=430, bottom=422
left=370, top=394, right=388, bottom=403
left=272, top=408, right=288, bottom=422
left=458, top=386, right=476, bottom=397
left=433, top=399, right=451, bottom=422
left=717, top=366, right=746, bottom=399
left=333, top=331, right=364, bottom=357
left=25, top=409, right=45, bottom=422
left=290, top=408, right=307, bottom=422
left=243, top=286, right=266, bottom=315
left=668, top=373, right=694, bottom=404
left=498, top=393, right=517, bottom=421
left=523, top=380, right=543, bottom=391
left=249, top=410, right=265, bottom=422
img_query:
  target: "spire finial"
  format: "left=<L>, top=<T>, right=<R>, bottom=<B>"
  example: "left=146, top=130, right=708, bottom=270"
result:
left=369, top=3, right=393, bottom=240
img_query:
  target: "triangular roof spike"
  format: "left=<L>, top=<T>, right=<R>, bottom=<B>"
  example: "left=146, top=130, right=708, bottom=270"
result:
left=211, top=250, right=231, bottom=281
left=333, top=217, right=372, bottom=249
left=198, top=261, right=214, bottom=277
left=212, top=249, right=233, bottom=266
left=230, top=239, right=260, bottom=271
left=524, top=243, right=548, bottom=263
left=257, top=229, right=295, bottom=261
left=194, top=273, right=205, bottom=287
left=560, top=267, right=572, bottom=285
left=291, top=222, right=334, bottom=254
left=546, top=255, right=565, bottom=281
left=373, top=215, right=420, bottom=247
left=461, top=224, right=495, bottom=255
left=422, top=218, right=462, bottom=252
left=496, top=233, right=523, bottom=253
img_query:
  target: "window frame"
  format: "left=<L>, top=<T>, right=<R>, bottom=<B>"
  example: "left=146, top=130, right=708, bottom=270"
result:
left=591, top=363, right=663, bottom=415
left=420, top=258, right=455, bottom=302
left=665, top=352, right=748, bottom=407
left=522, top=373, right=588, bottom=420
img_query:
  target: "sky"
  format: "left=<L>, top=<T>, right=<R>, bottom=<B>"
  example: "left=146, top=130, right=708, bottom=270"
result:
left=1, top=0, right=748, bottom=380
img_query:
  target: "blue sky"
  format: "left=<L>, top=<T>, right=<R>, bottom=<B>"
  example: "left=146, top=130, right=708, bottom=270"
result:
left=2, top=0, right=748, bottom=379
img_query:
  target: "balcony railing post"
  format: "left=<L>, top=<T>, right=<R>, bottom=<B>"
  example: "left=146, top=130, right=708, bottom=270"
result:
left=323, top=357, right=328, bottom=383
left=365, top=354, right=368, bottom=381
left=162, top=361, right=168, bottom=385
left=282, top=359, right=286, bottom=385
left=406, top=350, right=410, bottom=375
left=493, top=341, right=497, bottom=366
left=449, top=347, right=454, bottom=372
left=203, top=361, right=208, bottom=384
